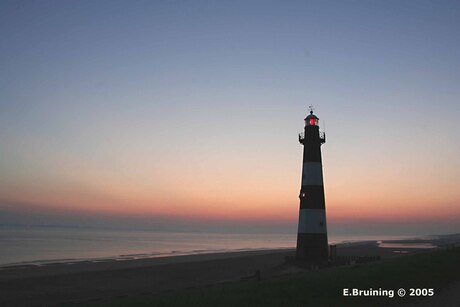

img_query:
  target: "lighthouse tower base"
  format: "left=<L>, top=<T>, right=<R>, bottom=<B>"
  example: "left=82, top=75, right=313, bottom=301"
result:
left=296, top=233, right=328, bottom=263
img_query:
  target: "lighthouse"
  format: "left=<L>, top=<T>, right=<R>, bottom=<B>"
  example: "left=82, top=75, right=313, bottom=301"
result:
left=296, top=107, right=328, bottom=263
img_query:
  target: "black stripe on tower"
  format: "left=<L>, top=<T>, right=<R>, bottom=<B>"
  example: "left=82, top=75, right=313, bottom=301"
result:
left=303, top=125, right=322, bottom=163
left=299, top=186, right=325, bottom=210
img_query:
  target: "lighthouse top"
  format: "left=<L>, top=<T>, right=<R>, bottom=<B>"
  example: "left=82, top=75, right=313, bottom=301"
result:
left=304, top=110, right=319, bottom=126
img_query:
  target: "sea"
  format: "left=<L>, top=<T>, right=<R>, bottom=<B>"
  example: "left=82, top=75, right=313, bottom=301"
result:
left=0, top=225, right=424, bottom=268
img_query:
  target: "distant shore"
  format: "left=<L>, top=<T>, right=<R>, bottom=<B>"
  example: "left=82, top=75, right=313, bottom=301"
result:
left=2, top=235, right=459, bottom=306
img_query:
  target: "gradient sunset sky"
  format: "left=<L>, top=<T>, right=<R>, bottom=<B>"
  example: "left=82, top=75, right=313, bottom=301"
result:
left=1, top=0, right=459, bottom=235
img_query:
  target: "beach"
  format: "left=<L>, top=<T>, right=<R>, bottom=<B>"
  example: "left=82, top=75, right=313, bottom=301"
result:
left=1, top=238, right=454, bottom=307
left=3, top=249, right=291, bottom=306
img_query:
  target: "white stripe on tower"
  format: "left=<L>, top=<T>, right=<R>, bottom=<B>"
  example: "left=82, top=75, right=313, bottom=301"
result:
left=301, top=162, right=323, bottom=186
left=298, top=161, right=326, bottom=234
left=298, top=209, right=327, bottom=234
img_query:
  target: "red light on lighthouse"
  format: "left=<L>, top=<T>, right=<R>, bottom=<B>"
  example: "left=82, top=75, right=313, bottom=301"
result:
left=304, top=110, right=319, bottom=126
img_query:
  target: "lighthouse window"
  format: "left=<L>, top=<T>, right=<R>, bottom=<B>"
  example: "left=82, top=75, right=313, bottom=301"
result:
left=309, top=119, right=318, bottom=126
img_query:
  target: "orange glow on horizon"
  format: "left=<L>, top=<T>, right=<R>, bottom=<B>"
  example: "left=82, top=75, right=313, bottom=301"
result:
left=2, top=190, right=459, bottom=227
left=1, top=140, right=459, bottom=228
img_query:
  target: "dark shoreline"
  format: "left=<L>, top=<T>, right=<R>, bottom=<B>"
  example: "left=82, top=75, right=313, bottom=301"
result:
left=0, top=247, right=295, bottom=271
left=1, top=234, right=459, bottom=306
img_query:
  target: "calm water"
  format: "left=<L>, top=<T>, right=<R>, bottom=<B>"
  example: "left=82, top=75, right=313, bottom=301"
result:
left=0, top=225, right=416, bottom=267
left=0, top=225, right=297, bottom=266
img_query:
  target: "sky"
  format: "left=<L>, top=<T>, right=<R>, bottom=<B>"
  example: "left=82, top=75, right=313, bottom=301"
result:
left=1, top=0, right=459, bottom=236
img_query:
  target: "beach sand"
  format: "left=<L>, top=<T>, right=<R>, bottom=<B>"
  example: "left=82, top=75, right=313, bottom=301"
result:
left=0, top=249, right=293, bottom=306
left=0, top=241, right=442, bottom=306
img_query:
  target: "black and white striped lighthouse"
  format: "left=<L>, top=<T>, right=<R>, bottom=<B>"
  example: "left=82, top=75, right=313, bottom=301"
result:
left=296, top=107, right=328, bottom=263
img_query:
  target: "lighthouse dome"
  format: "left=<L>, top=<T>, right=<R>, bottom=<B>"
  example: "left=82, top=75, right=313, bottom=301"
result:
left=305, top=111, right=319, bottom=126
